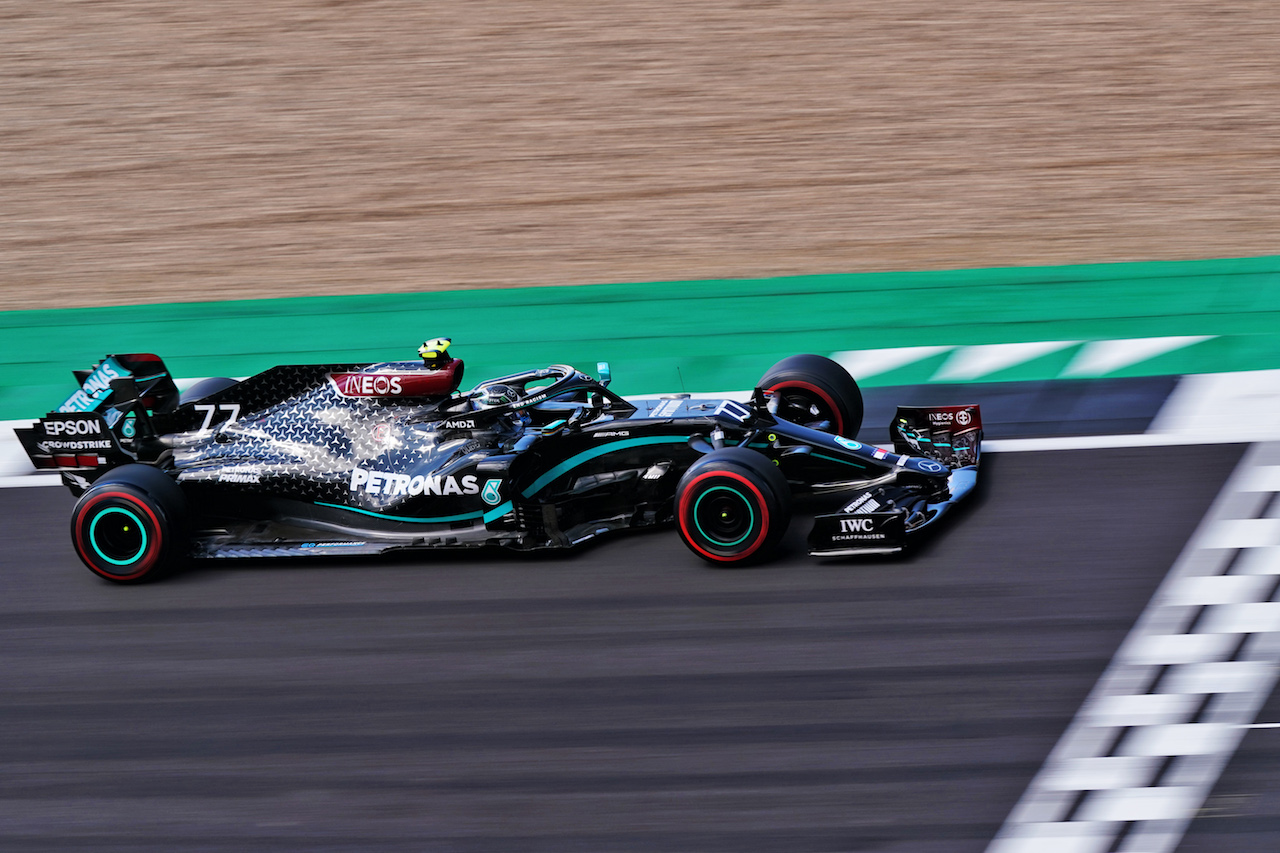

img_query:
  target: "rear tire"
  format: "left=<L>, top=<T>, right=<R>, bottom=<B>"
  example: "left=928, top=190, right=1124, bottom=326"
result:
left=70, top=464, right=189, bottom=584
left=676, top=447, right=791, bottom=565
left=759, top=354, right=863, bottom=437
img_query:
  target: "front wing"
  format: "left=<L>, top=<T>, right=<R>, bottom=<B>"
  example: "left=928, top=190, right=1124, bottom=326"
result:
left=805, top=404, right=981, bottom=556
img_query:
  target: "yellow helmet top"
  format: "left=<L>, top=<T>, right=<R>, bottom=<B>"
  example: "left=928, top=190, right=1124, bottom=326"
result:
left=418, top=337, right=453, bottom=364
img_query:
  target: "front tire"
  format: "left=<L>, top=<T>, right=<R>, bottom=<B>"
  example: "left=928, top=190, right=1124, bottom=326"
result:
left=70, top=465, right=189, bottom=584
left=759, top=354, right=863, bottom=437
left=676, top=447, right=791, bottom=565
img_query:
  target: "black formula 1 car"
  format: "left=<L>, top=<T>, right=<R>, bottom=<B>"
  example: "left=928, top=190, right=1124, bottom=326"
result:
left=16, top=340, right=982, bottom=583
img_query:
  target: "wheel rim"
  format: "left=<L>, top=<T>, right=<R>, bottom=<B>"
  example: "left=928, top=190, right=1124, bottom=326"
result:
left=89, top=507, right=149, bottom=567
left=774, top=390, right=836, bottom=432
left=692, top=486, right=756, bottom=547
left=767, top=381, right=843, bottom=434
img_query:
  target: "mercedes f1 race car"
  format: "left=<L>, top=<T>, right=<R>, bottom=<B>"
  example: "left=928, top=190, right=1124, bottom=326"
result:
left=17, top=340, right=982, bottom=583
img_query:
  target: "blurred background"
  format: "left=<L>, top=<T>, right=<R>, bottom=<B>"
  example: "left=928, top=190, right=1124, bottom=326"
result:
left=4, top=3, right=1280, bottom=852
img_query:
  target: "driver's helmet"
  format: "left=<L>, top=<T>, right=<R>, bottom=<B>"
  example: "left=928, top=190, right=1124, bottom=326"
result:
left=477, top=384, right=520, bottom=407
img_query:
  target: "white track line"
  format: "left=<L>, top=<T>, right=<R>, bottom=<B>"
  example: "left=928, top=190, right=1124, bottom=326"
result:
left=0, top=474, right=62, bottom=489
left=987, top=442, right=1280, bottom=853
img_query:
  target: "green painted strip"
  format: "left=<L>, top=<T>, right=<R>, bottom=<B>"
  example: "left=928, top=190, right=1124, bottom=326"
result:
left=5, top=255, right=1280, bottom=420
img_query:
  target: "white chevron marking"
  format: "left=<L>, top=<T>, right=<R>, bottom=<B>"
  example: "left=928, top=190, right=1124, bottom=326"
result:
left=830, top=345, right=954, bottom=380
left=932, top=341, right=1081, bottom=382
left=1060, top=336, right=1215, bottom=378
left=987, top=443, right=1280, bottom=853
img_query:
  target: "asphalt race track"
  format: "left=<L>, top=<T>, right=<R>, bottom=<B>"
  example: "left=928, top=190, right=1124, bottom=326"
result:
left=3, top=444, right=1277, bottom=852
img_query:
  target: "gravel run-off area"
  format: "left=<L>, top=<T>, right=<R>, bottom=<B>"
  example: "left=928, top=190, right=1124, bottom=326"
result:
left=4, top=1, right=1279, bottom=310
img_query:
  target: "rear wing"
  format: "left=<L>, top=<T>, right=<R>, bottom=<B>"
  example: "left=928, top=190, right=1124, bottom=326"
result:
left=58, top=354, right=179, bottom=423
left=14, top=411, right=134, bottom=473
left=13, top=354, right=179, bottom=481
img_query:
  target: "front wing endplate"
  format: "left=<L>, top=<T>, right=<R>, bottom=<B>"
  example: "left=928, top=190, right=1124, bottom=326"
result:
left=807, top=510, right=906, bottom=556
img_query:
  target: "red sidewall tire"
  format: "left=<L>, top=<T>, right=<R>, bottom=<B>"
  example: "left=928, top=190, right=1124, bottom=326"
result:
left=678, top=469, right=772, bottom=562
left=676, top=448, right=791, bottom=566
left=759, top=354, right=864, bottom=438
left=764, top=378, right=846, bottom=435
left=71, top=489, right=166, bottom=582
left=70, top=466, right=187, bottom=584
